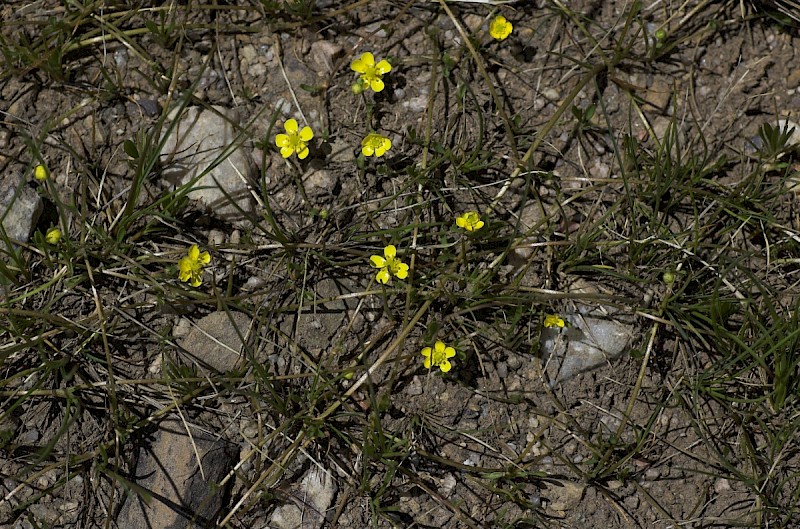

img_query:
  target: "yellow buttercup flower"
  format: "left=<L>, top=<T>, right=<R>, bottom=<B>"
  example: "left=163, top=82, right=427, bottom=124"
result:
left=45, top=227, right=61, bottom=244
left=350, top=52, right=392, bottom=92
left=489, top=15, right=513, bottom=41
left=361, top=132, right=392, bottom=157
left=179, top=244, right=211, bottom=287
left=421, top=341, right=456, bottom=373
left=456, top=211, right=484, bottom=232
left=275, top=119, right=313, bottom=159
left=369, top=244, right=408, bottom=284
left=544, top=314, right=565, bottom=328
left=34, top=164, right=48, bottom=181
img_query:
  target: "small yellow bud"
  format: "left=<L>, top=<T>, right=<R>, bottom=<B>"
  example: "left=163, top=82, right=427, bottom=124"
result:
left=662, top=270, right=675, bottom=284
left=34, top=165, right=48, bottom=181
left=45, top=227, right=61, bottom=244
left=351, top=81, right=364, bottom=95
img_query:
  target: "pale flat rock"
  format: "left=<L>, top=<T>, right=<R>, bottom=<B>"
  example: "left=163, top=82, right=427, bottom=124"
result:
left=541, top=314, right=634, bottom=385
left=545, top=480, right=585, bottom=513
left=116, top=418, right=237, bottom=529
left=0, top=174, right=43, bottom=251
left=178, top=311, right=252, bottom=373
left=159, top=105, right=255, bottom=223
left=269, top=467, right=337, bottom=529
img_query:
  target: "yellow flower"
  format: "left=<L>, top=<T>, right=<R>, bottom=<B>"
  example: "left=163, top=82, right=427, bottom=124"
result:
left=45, top=227, right=61, bottom=244
left=179, top=244, right=211, bottom=287
left=421, top=341, right=456, bottom=373
left=275, top=119, right=313, bottom=159
left=456, top=211, right=484, bottom=232
left=350, top=52, right=392, bottom=92
left=369, top=244, right=408, bottom=284
left=361, top=132, right=392, bottom=157
left=544, top=314, right=565, bottom=328
left=34, top=164, right=48, bottom=181
left=489, top=15, right=513, bottom=41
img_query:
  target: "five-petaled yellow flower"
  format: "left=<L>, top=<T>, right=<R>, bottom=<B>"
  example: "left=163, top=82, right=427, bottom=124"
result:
left=544, top=314, right=565, bottom=328
left=421, top=341, right=457, bottom=373
left=369, top=244, right=408, bottom=284
left=45, top=227, right=61, bottom=244
left=275, top=119, right=313, bottom=160
left=361, top=132, right=392, bottom=157
left=350, top=52, right=392, bottom=93
left=34, top=164, right=48, bottom=181
left=489, top=15, right=513, bottom=41
left=456, top=211, right=484, bottom=232
left=179, top=245, right=211, bottom=287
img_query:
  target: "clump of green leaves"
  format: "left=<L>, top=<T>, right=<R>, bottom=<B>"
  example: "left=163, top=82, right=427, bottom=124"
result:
left=753, top=121, right=797, bottom=165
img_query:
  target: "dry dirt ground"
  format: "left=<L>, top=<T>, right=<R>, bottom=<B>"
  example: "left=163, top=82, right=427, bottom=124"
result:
left=2, top=1, right=800, bottom=528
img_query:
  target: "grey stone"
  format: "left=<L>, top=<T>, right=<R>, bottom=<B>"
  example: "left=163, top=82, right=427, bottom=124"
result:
left=545, top=480, right=585, bottom=513
left=541, top=314, right=634, bottom=385
left=117, top=418, right=237, bottom=529
left=159, top=105, right=255, bottom=223
left=269, top=467, right=337, bottom=529
left=303, top=164, right=337, bottom=198
left=309, top=40, right=342, bottom=73
left=179, top=311, right=253, bottom=374
left=0, top=175, right=43, bottom=251
left=644, top=76, right=672, bottom=112
left=510, top=200, right=557, bottom=265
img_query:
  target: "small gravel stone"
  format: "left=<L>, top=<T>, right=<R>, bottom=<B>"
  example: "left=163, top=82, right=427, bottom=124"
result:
left=542, top=88, right=560, bottom=100
left=714, top=477, right=731, bottom=493
left=624, top=494, right=640, bottom=509
left=496, top=362, right=508, bottom=378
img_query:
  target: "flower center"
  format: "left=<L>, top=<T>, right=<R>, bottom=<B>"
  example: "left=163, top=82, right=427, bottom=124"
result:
left=361, top=65, right=379, bottom=83
left=431, top=347, right=448, bottom=366
left=287, top=133, right=304, bottom=150
left=386, top=257, right=402, bottom=274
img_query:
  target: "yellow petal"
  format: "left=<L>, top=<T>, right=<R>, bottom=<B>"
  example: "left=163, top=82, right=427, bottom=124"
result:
left=188, top=245, right=200, bottom=260
left=190, top=275, right=202, bottom=287
left=375, top=268, right=390, bottom=284
left=179, top=261, right=191, bottom=282
left=360, top=52, right=375, bottom=67
left=276, top=133, right=290, bottom=147
left=445, top=346, right=456, bottom=359
left=474, top=220, right=485, bottom=230
left=384, top=245, right=396, bottom=259
left=375, top=60, right=392, bottom=74
left=351, top=58, right=366, bottom=73
left=371, top=78, right=385, bottom=92
left=370, top=255, right=386, bottom=268
left=421, top=347, right=431, bottom=358
left=299, top=126, right=314, bottom=141
left=439, top=359, right=452, bottom=373
left=297, top=145, right=310, bottom=159
left=456, top=216, right=467, bottom=228
left=284, top=119, right=298, bottom=133
left=424, top=357, right=432, bottom=369
left=395, top=263, right=409, bottom=279
left=280, top=146, right=295, bottom=158
left=379, top=137, right=392, bottom=155
left=362, top=144, right=375, bottom=157
left=434, top=341, right=446, bottom=353
left=198, top=251, right=211, bottom=265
